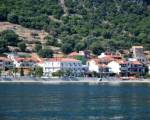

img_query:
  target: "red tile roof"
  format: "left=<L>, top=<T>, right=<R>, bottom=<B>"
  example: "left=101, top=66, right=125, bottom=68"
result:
left=0, top=57, right=12, bottom=61
left=68, top=52, right=80, bottom=57
left=91, top=57, right=115, bottom=64
left=130, top=61, right=142, bottom=65
left=106, top=55, right=122, bottom=59
left=49, top=58, right=80, bottom=62
left=15, top=58, right=37, bottom=62
left=68, top=52, right=83, bottom=57
left=38, top=61, right=44, bottom=64
left=99, top=57, right=114, bottom=62
left=116, top=60, right=128, bottom=64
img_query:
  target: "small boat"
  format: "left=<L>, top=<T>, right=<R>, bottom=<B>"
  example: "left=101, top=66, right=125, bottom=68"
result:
left=99, top=78, right=103, bottom=81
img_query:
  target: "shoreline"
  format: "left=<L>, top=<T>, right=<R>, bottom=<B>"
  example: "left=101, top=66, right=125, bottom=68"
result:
left=0, top=80, right=150, bottom=84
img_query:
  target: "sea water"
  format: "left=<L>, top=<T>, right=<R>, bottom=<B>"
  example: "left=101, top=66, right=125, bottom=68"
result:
left=0, top=83, right=150, bottom=120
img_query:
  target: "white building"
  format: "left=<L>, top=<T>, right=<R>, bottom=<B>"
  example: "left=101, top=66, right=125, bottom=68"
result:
left=87, top=59, right=111, bottom=75
left=108, top=60, right=145, bottom=76
left=13, top=58, right=37, bottom=68
left=38, top=58, right=84, bottom=77
left=108, top=60, right=128, bottom=75
left=7, top=53, right=37, bottom=69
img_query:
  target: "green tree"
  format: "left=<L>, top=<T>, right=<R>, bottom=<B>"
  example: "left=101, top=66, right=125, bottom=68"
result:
left=34, top=67, right=43, bottom=77
left=75, top=42, right=86, bottom=52
left=18, top=42, right=26, bottom=52
left=0, top=69, right=2, bottom=76
left=45, top=36, right=59, bottom=46
left=38, top=48, right=53, bottom=58
left=0, top=4, right=8, bottom=21
left=0, top=40, right=9, bottom=53
left=61, top=43, right=73, bottom=54
left=75, top=55, right=86, bottom=65
left=7, top=12, right=18, bottom=24
left=91, top=71, right=98, bottom=77
left=13, top=68, right=17, bottom=77
left=90, top=42, right=104, bottom=55
left=20, top=68, right=24, bottom=76
left=52, top=70, right=64, bottom=77
left=34, top=43, right=42, bottom=52
left=0, top=30, right=20, bottom=46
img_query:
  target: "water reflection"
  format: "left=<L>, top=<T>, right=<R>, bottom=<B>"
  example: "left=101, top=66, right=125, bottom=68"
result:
left=0, top=83, right=150, bottom=120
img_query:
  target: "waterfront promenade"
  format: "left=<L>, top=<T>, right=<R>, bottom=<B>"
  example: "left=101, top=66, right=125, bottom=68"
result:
left=0, top=77, right=150, bottom=84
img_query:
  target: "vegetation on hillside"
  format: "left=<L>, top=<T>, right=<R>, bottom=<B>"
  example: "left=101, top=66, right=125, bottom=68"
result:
left=0, top=0, right=150, bottom=55
left=0, top=30, right=20, bottom=53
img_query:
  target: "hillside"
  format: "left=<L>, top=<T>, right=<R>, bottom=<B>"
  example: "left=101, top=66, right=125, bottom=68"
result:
left=0, top=22, right=48, bottom=44
left=0, top=0, right=150, bottom=55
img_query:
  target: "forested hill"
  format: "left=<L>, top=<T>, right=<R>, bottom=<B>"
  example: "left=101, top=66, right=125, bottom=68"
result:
left=0, top=0, right=150, bottom=55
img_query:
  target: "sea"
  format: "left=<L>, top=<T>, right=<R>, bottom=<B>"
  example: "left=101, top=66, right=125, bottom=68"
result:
left=0, top=83, right=150, bottom=120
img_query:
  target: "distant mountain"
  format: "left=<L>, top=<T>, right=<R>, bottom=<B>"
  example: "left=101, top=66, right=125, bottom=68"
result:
left=0, top=0, right=150, bottom=54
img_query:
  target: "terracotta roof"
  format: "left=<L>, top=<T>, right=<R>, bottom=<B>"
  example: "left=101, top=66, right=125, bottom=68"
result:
left=48, top=58, right=62, bottom=62
left=15, top=58, right=37, bottom=62
left=130, top=61, right=142, bottom=65
left=99, top=57, right=114, bottom=61
left=49, top=58, right=80, bottom=62
left=68, top=52, right=82, bottom=57
left=116, top=60, right=128, bottom=64
left=106, top=55, right=122, bottom=59
left=0, top=57, right=12, bottom=61
left=15, top=58, right=24, bottom=62
left=91, top=57, right=114, bottom=64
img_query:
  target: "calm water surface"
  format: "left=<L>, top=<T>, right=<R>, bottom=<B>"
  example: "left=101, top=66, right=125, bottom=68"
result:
left=0, top=83, right=150, bottom=120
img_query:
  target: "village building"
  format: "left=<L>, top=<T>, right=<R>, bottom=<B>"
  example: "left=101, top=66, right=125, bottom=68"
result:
left=131, top=46, right=147, bottom=64
left=87, top=53, right=122, bottom=76
left=108, top=60, right=129, bottom=76
left=68, top=51, right=91, bottom=59
left=87, top=59, right=111, bottom=76
left=98, top=52, right=122, bottom=60
left=7, top=53, right=38, bottom=68
left=0, top=57, right=14, bottom=70
left=128, top=60, right=145, bottom=76
left=108, top=59, right=145, bottom=76
left=13, top=58, right=36, bottom=68
left=68, top=51, right=83, bottom=57
left=12, top=58, right=37, bottom=75
left=38, top=58, right=85, bottom=77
